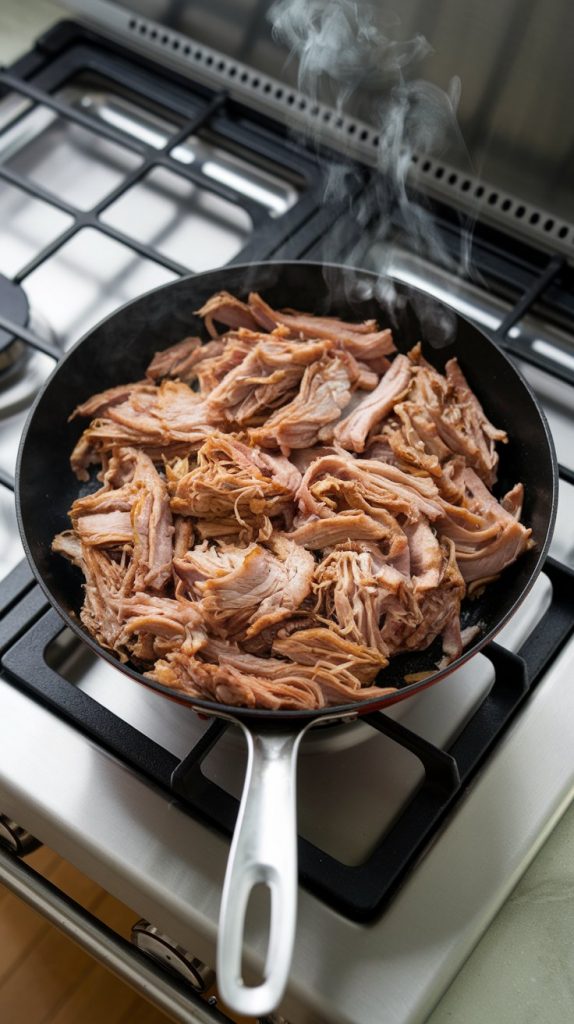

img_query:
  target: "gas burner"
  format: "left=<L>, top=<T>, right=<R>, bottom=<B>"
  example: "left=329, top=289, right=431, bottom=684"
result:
left=0, top=275, right=56, bottom=416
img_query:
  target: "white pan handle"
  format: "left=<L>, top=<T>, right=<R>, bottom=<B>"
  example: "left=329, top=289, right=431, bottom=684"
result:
left=216, top=725, right=306, bottom=1018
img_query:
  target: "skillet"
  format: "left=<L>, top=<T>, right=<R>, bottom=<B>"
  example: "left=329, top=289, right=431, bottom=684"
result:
left=16, top=261, right=558, bottom=1016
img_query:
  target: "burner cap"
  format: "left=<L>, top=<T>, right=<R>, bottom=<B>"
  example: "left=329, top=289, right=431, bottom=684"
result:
left=0, top=276, right=56, bottom=416
left=0, top=274, right=30, bottom=376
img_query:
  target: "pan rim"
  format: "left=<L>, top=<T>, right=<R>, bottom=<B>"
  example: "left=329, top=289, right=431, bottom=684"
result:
left=15, top=260, right=559, bottom=724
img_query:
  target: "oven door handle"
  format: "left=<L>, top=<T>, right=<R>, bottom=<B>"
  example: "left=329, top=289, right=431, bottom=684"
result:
left=0, top=843, right=224, bottom=1024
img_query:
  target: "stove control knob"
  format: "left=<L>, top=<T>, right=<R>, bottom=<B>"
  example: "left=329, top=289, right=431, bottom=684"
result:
left=0, top=816, right=42, bottom=856
left=131, top=920, right=215, bottom=992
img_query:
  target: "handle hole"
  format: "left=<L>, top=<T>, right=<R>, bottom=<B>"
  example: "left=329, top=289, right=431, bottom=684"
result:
left=241, top=881, right=272, bottom=987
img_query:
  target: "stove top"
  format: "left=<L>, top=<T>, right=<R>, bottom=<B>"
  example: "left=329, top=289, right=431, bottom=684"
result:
left=0, top=18, right=574, bottom=1024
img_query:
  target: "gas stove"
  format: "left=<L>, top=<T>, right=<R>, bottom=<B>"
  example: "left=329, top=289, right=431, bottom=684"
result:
left=0, top=14, right=574, bottom=1024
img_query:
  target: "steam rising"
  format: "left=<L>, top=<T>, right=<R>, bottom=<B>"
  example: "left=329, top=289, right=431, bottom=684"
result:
left=271, top=0, right=431, bottom=108
left=270, top=0, right=472, bottom=342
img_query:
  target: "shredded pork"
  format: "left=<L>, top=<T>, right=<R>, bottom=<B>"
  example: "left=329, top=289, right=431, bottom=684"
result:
left=54, top=290, right=533, bottom=710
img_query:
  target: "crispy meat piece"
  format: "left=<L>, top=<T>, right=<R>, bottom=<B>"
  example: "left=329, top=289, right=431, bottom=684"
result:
left=452, top=468, right=532, bottom=586
left=288, top=510, right=389, bottom=548
left=175, top=534, right=314, bottom=639
left=146, top=336, right=225, bottom=383
left=72, top=449, right=173, bottom=592
left=444, top=358, right=507, bottom=486
left=148, top=649, right=396, bottom=709
left=71, top=380, right=216, bottom=479
left=196, top=291, right=259, bottom=337
left=250, top=354, right=354, bottom=453
left=194, top=335, right=255, bottom=394
left=74, top=509, right=133, bottom=547
left=173, top=516, right=194, bottom=559
left=248, top=292, right=396, bottom=366
left=394, top=538, right=465, bottom=659
left=52, top=529, right=84, bottom=568
left=208, top=337, right=328, bottom=425
left=403, top=518, right=442, bottom=593
left=381, top=406, right=445, bottom=477
left=296, top=449, right=445, bottom=524
left=167, top=432, right=300, bottom=541
left=381, top=346, right=509, bottom=488
left=312, top=544, right=403, bottom=654
left=70, top=381, right=154, bottom=421
left=333, top=354, right=412, bottom=452
left=272, top=627, right=389, bottom=683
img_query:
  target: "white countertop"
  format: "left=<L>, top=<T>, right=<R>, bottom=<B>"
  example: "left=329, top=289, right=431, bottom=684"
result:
left=0, top=0, right=65, bottom=64
left=1, top=4, right=574, bottom=1023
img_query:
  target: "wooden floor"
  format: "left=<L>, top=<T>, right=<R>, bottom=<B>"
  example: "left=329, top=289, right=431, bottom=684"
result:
left=0, top=844, right=176, bottom=1024
left=0, top=845, right=258, bottom=1024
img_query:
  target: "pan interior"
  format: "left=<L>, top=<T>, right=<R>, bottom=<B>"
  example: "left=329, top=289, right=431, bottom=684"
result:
left=16, top=261, right=557, bottom=722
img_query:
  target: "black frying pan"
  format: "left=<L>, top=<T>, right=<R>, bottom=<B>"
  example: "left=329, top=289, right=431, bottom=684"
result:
left=16, top=262, right=557, bottom=1017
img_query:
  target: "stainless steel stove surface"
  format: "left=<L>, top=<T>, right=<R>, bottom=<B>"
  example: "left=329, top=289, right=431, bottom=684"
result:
left=1, top=16, right=574, bottom=1024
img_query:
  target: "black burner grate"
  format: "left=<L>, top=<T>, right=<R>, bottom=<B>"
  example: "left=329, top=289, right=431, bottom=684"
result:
left=2, top=21, right=574, bottom=921
left=0, top=19, right=325, bottom=366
